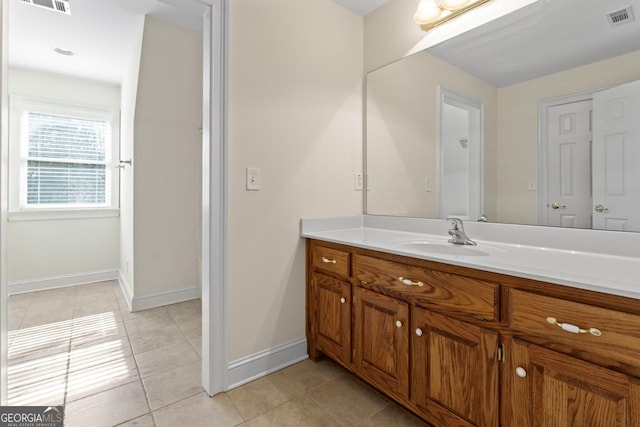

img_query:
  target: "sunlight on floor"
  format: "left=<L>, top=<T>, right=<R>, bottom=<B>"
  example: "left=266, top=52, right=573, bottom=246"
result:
left=6, top=375, right=67, bottom=406
left=8, top=310, right=128, bottom=406
left=8, top=319, right=72, bottom=359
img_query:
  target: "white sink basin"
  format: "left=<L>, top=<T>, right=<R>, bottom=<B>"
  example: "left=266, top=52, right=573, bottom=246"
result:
left=397, top=240, right=506, bottom=257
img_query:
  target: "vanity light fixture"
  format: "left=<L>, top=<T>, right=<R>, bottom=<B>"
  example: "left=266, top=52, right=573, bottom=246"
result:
left=414, top=0, right=492, bottom=31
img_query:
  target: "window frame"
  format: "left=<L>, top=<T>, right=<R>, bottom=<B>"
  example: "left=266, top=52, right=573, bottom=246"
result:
left=9, top=96, right=120, bottom=219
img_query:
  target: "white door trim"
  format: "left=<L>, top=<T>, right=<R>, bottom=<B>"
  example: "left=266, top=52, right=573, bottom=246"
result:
left=538, top=90, right=595, bottom=226
left=0, top=0, right=9, bottom=405
left=200, top=0, right=228, bottom=395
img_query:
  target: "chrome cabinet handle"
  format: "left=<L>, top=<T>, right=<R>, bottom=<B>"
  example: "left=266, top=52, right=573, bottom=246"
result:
left=395, top=320, right=403, bottom=328
left=340, top=297, right=346, bottom=304
left=415, top=328, right=423, bottom=337
left=321, top=257, right=337, bottom=264
left=594, top=204, right=609, bottom=213
left=516, top=367, right=527, bottom=378
left=398, top=277, right=424, bottom=287
left=551, top=202, right=566, bottom=209
left=546, top=317, right=602, bottom=336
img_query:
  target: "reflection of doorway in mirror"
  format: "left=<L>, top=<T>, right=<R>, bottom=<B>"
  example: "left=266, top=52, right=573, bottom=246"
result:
left=593, top=80, right=640, bottom=232
left=540, top=79, right=640, bottom=232
left=544, top=99, right=593, bottom=229
left=438, top=87, right=483, bottom=221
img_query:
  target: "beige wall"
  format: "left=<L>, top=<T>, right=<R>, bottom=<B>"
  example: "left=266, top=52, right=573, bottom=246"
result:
left=7, top=69, right=120, bottom=282
left=364, top=0, right=426, bottom=72
left=496, top=50, right=640, bottom=225
left=9, top=219, right=119, bottom=281
left=132, top=15, right=202, bottom=299
left=228, top=0, right=363, bottom=361
left=119, top=16, right=144, bottom=297
left=367, top=50, right=497, bottom=219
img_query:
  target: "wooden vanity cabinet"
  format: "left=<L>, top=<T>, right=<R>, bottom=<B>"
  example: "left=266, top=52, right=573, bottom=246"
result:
left=312, top=272, right=351, bottom=365
left=412, top=307, right=499, bottom=427
left=306, top=239, right=640, bottom=426
left=307, top=243, right=352, bottom=366
left=505, top=288, right=640, bottom=426
left=353, top=286, right=410, bottom=398
left=507, top=338, right=640, bottom=426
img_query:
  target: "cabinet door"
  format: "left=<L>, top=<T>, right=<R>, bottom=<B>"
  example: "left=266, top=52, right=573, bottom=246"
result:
left=314, top=273, right=351, bottom=365
left=412, top=307, right=499, bottom=427
left=509, top=338, right=640, bottom=427
left=354, top=286, right=409, bottom=398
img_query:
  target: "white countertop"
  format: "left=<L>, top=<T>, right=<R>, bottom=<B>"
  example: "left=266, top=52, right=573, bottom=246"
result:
left=301, top=216, right=640, bottom=300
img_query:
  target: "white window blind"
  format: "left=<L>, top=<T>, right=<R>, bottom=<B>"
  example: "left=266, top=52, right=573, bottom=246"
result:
left=27, top=113, right=109, bottom=206
left=10, top=96, right=120, bottom=215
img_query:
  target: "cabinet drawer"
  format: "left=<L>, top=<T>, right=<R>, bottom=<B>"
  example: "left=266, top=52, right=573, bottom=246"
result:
left=509, top=289, right=640, bottom=369
left=354, top=254, right=499, bottom=321
left=312, top=246, right=350, bottom=278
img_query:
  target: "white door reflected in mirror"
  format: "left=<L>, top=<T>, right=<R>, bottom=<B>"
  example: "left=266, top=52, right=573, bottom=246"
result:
left=543, top=99, right=592, bottom=229
left=592, top=80, right=640, bottom=232
left=540, top=79, right=640, bottom=232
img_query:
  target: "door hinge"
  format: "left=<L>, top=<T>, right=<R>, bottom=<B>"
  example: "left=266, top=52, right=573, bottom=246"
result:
left=497, top=343, right=505, bottom=363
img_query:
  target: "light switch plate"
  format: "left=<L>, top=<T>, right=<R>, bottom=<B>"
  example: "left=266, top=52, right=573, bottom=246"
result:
left=246, top=168, right=260, bottom=191
left=354, top=173, right=363, bottom=191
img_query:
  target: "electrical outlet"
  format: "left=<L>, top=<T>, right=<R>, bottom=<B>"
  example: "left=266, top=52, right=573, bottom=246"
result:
left=355, top=173, right=363, bottom=191
left=246, top=168, right=260, bottom=191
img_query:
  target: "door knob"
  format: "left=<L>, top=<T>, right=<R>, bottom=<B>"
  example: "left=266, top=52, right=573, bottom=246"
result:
left=516, top=367, right=527, bottom=378
left=340, top=298, right=346, bottom=304
left=594, top=204, right=609, bottom=213
left=551, top=202, right=566, bottom=209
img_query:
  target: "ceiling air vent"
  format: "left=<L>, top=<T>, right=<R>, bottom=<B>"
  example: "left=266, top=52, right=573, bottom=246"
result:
left=607, top=6, right=634, bottom=27
left=19, top=0, right=71, bottom=15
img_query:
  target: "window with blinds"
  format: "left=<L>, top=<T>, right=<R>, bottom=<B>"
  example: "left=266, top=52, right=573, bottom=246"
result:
left=27, top=113, right=109, bottom=206
left=10, top=97, right=119, bottom=214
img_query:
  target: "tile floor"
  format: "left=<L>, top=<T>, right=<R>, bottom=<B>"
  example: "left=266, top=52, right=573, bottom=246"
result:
left=7, top=281, right=427, bottom=426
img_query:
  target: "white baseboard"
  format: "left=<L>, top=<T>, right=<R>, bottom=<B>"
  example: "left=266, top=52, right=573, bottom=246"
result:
left=8, top=270, right=119, bottom=295
left=117, top=270, right=133, bottom=312
left=130, top=286, right=201, bottom=312
left=226, top=338, right=308, bottom=390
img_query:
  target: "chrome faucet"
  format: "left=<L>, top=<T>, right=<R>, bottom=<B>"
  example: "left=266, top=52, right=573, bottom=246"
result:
left=447, top=218, right=477, bottom=246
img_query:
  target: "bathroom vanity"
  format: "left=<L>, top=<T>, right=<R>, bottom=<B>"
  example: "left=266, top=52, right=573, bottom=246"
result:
left=303, top=217, right=640, bottom=427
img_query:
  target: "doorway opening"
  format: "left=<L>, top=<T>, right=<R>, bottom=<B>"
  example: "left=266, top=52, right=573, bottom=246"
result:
left=1, top=0, right=228, bottom=404
left=438, top=87, right=484, bottom=221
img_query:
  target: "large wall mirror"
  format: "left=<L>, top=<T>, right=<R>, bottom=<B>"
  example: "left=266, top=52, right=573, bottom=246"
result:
left=366, top=0, right=640, bottom=232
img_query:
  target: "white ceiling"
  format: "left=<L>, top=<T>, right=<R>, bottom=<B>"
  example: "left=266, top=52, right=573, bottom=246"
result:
left=11, top=0, right=640, bottom=88
left=427, top=0, right=640, bottom=87
left=9, top=0, right=206, bottom=85
left=331, top=0, right=391, bottom=16
left=10, top=0, right=390, bottom=86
